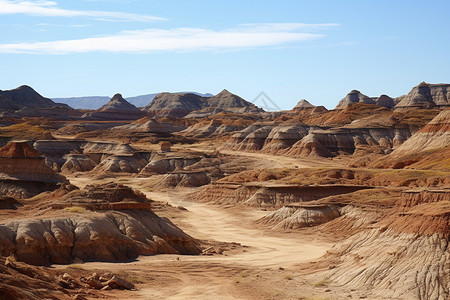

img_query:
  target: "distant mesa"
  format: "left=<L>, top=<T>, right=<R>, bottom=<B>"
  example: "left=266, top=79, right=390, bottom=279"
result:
left=82, top=93, right=147, bottom=120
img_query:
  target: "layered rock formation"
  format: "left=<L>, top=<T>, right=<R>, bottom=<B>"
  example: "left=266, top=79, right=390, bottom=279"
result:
left=0, top=183, right=202, bottom=265
left=0, top=85, right=74, bottom=119
left=207, top=89, right=263, bottom=113
left=143, top=89, right=262, bottom=118
left=61, top=154, right=96, bottom=173
left=93, top=154, right=148, bottom=173
left=82, top=93, right=147, bottom=120
left=321, top=189, right=450, bottom=300
left=391, top=109, right=450, bottom=155
left=195, top=183, right=371, bottom=208
left=257, top=204, right=341, bottom=229
left=293, top=99, right=315, bottom=109
left=155, top=171, right=211, bottom=188
left=140, top=155, right=203, bottom=175
left=374, top=109, right=450, bottom=169
left=0, top=142, right=67, bottom=198
left=142, top=92, right=206, bottom=118
left=335, top=90, right=376, bottom=109
left=395, top=82, right=450, bottom=110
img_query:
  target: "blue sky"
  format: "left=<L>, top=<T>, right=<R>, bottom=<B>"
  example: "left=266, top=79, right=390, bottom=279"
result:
left=1, top=0, right=449, bottom=109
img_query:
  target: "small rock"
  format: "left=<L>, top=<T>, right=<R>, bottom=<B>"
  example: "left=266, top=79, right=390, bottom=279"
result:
left=106, top=275, right=135, bottom=290
left=278, top=267, right=285, bottom=271
left=99, top=272, right=113, bottom=282
left=74, top=295, right=87, bottom=300
left=325, top=289, right=331, bottom=292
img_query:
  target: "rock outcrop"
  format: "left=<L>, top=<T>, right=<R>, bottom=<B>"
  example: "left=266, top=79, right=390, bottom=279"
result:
left=257, top=204, right=341, bottom=229
left=93, top=154, right=148, bottom=173
left=142, top=92, right=207, bottom=118
left=195, top=183, right=372, bottom=208
left=0, top=142, right=68, bottom=198
left=395, top=82, right=450, bottom=110
left=140, top=155, right=203, bottom=175
left=143, top=89, right=262, bottom=118
left=206, top=89, right=263, bottom=113
left=0, top=183, right=202, bottom=265
left=61, top=154, right=97, bottom=173
left=314, top=188, right=450, bottom=300
left=293, top=99, right=315, bottom=109
left=0, top=85, right=74, bottom=119
left=391, top=109, right=450, bottom=155
left=335, top=90, right=375, bottom=109
left=155, top=171, right=210, bottom=188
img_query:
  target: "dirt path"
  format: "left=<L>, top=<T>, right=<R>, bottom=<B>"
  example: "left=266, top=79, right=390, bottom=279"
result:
left=147, top=190, right=331, bottom=268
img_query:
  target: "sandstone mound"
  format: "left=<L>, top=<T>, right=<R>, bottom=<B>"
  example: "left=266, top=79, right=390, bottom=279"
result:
left=140, top=155, right=203, bottom=175
left=155, top=171, right=210, bottom=188
left=82, top=94, right=147, bottom=120
left=0, top=85, right=74, bottom=119
left=374, top=109, right=450, bottom=169
left=0, top=141, right=40, bottom=158
left=0, top=142, right=68, bottom=198
left=0, top=183, right=201, bottom=265
left=195, top=183, right=372, bottom=208
left=93, top=155, right=147, bottom=173
left=293, top=99, right=315, bottom=109
left=258, top=204, right=341, bottom=229
left=112, top=117, right=185, bottom=134
left=317, top=188, right=450, bottom=300
left=143, top=89, right=262, bottom=118
left=61, top=154, right=96, bottom=173
left=49, top=182, right=150, bottom=210
left=207, top=89, right=263, bottom=113
left=335, top=90, right=375, bottom=109
left=143, top=92, right=207, bottom=118
left=395, top=82, right=450, bottom=110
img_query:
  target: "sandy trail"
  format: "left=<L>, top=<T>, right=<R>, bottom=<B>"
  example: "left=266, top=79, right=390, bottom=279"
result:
left=147, top=190, right=330, bottom=268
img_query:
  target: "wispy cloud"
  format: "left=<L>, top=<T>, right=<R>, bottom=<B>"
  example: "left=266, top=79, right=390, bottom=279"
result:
left=0, top=23, right=338, bottom=54
left=0, top=0, right=165, bottom=22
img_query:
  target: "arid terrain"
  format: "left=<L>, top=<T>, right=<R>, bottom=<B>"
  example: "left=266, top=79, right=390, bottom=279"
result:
left=0, top=83, right=449, bottom=300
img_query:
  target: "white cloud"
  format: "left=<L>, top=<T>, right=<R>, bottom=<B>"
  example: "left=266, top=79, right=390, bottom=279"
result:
left=0, top=0, right=165, bottom=22
left=0, top=23, right=336, bottom=54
